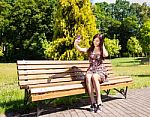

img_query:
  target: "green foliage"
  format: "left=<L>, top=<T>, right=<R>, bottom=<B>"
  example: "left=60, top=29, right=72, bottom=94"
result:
left=140, top=19, right=150, bottom=54
left=93, top=0, right=150, bottom=57
left=0, top=0, right=56, bottom=60
left=0, top=0, right=150, bottom=60
left=0, top=46, right=4, bottom=56
left=127, top=36, right=142, bottom=56
left=104, top=37, right=121, bottom=57
left=44, top=0, right=98, bottom=60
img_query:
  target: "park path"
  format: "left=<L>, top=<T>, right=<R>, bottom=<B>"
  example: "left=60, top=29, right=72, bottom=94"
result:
left=1, top=87, right=150, bottom=117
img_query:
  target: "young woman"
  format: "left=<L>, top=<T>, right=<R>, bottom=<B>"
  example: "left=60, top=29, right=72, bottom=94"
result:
left=74, top=34, right=108, bottom=113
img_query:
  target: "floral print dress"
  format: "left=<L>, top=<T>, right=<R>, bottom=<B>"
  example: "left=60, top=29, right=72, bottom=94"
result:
left=87, top=52, right=108, bottom=83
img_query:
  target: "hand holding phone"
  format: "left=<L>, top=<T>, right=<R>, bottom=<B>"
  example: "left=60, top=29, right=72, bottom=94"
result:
left=74, top=35, right=81, bottom=44
left=77, top=35, right=81, bottom=40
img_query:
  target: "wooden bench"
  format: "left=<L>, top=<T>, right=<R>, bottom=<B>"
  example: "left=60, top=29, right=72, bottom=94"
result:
left=17, top=59, right=133, bottom=105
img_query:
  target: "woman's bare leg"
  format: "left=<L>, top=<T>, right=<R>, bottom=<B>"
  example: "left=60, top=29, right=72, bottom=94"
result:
left=92, top=73, right=102, bottom=105
left=86, top=73, right=96, bottom=104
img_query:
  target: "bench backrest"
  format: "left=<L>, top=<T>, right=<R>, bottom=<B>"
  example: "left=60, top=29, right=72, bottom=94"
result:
left=17, top=60, right=114, bottom=89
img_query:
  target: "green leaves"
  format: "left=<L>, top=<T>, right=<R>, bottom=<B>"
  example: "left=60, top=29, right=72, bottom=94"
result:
left=105, top=37, right=121, bottom=57
left=45, top=0, right=97, bottom=60
left=140, top=19, right=150, bottom=53
left=127, top=37, right=142, bottom=56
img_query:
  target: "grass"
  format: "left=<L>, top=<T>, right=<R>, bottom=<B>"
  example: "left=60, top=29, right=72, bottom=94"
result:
left=0, top=57, right=150, bottom=114
left=111, top=57, right=150, bottom=89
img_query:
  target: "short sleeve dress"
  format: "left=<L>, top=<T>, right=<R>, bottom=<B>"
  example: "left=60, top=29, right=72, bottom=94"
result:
left=86, top=52, right=108, bottom=83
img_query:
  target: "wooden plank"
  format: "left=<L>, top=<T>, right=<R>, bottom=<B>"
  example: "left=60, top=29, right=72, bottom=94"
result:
left=31, top=84, right=86, bottom=94
left=17, top=60, right=90, bottom=65
left=17, top=60, right=111, bottom=65
left=31, top=88, right=87, bottom=101
left=29, top=80, right=84, bottom=88
left=18, top=68, right=113, bottom=76
left=19, top=78, right=76, bottom=86
left=19, top=74, right=129, bottom=87
left=30, top=77, right=132, bottom=94
left=19, top=73, right=85, bottom=80
left=18, top=68, right=87, bottom=75
left=28, top=76, right=130, bottom=89
left=18, top=70, right=114, bottom=81
left=100, top=82, right=133, bottom=90
left=17, top=64, right=90, bottom=70
left=31, top=81, right=132, bottom=101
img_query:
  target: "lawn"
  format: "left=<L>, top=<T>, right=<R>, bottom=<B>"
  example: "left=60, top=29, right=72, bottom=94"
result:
left=0, top=57, right=150, bottom=114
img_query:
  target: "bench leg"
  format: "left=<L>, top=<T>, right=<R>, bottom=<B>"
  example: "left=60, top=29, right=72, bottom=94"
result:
left=114, top=86, right=128, bottom=98
left=37, top=101, right=44, bottom=117
left=104, top=89, right=110, bottom=95
left=24, top=89, right=30, bottom=105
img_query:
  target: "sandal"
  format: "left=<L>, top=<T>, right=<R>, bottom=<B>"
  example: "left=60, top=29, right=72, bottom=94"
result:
left=95, top=104, right=103, bottom=113
left=89, top=103, right=96, bottom=112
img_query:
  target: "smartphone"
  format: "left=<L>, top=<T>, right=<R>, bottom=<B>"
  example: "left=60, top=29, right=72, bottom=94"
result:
left=77, top=35, right=81, bottom=40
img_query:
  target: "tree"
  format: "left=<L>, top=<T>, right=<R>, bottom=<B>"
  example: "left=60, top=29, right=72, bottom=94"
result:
left=140, top=19, right=150, bottom=57
left=104, top=37, right=121, bottom=58
left=127, top=36, right=142, bottom=57
left=43, top=0, right=98, bottom=60
left=0, top=1, right=12, bottom=59
left=2, top=0, right=55, bottom=60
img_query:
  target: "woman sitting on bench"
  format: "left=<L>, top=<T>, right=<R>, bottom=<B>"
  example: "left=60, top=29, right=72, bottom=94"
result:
left=74, top=34, right=108, bottom=113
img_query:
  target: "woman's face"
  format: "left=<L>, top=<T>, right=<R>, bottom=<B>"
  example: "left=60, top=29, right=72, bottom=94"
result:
left=93, top=37, right=100, bottom=47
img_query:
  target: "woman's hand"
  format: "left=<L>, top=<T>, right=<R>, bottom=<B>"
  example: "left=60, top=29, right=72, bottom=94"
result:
left=74, top=38, right=81, bottom=45
left=74, top=35, right=81, bottom=46
left=74, top=36, right=87, bottom=53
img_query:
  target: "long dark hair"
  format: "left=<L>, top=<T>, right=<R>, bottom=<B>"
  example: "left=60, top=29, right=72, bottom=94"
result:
left=87, top=34, right=104, bottom=59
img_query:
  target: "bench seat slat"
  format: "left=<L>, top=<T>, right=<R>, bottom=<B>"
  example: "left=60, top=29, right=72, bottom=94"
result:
left=31, top=82, right=132, bottom=101
left=30, top=77, right=132, bottom=94
left=19, top=71, right=114, bottom=86
left=28, top=76, right=130, bottom=88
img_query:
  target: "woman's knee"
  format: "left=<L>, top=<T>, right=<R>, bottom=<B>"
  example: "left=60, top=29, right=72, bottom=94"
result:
left=86, top=74, right=92, bottom=84
left=92, top=74, right=100, bottom=82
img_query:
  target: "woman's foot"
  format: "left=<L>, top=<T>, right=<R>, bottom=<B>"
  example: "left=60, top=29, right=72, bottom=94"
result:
left=89, top=103, right=96, bottom=112
left=95, top=104, right=103, bottom=113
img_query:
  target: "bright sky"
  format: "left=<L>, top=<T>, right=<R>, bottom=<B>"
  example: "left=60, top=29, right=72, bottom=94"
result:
left=91, top=0, right=150, bottom=5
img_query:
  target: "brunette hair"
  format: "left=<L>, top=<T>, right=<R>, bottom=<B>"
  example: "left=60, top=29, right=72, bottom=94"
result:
left=87, top=34, right=104, bottom=59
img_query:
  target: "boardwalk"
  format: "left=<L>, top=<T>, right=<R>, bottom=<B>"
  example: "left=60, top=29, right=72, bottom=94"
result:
left=1, top=87, right=150, bottom=117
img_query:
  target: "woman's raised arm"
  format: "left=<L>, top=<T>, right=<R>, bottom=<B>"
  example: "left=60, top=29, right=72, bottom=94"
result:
left=74, top=39, right=88, bottom=53
left=103, top=44, right=108, bottom=57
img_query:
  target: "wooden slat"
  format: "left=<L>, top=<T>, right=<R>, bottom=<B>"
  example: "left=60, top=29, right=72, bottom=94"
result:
left=18, top=64, right=90, bottom=70
left=19, top=77, right=76, bottom=86
left=30, top=77, right=132, bottom=94
left=19, top=73, right=115, bottom=87
left=18, top=67, right=113, bottom=76
left=17, top=60, right=111, bottom=65
left=17, top=60, right=90, bottom=65
left=18, top=68, right=87, bottom=75
left=29, top=80, right=84, bottom=88
left=31, top=81, right=132, bottom=101
left=19, top=73, right=85, bottom=80
left=31, top=88, right=87, bottom=101
left=31, top=84, right=85, bottom=94
left=27, top=76, right=129, bottom=89
left=18, top=71, right=113, bottom=80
